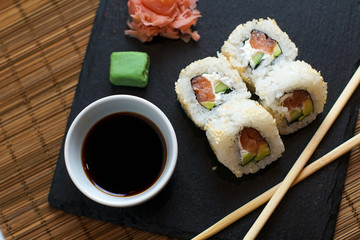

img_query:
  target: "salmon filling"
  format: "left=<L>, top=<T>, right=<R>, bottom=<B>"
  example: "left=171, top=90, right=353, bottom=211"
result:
left=250, top=30, right=278, bottom=54
left=239, top=127, right=271, bottom=166
left=246, top=30, right=282, bottom=69
left=281, top=90, right=314, bottom=124
left=191, top=75, right=230, bottom=110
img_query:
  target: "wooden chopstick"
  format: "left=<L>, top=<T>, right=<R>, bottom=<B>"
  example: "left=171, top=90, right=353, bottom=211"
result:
left=244, top=65, right=360, bottom=239
left=192, top=133, right=360, bottom=240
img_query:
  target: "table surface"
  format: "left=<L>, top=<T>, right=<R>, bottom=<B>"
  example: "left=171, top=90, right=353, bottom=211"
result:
left=1, top=0, right=359, bottom=239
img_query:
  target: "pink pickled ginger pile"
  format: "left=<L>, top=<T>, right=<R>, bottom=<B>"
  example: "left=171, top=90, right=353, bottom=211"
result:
left=125, top=0, right=201, bottom=43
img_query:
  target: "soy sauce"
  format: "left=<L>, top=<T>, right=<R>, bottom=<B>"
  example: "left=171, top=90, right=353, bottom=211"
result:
left=81, top=112, right=166, bottom=197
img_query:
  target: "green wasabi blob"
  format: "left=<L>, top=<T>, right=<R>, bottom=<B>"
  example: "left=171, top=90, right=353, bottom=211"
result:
left=110, top=51, right=150, bottom=87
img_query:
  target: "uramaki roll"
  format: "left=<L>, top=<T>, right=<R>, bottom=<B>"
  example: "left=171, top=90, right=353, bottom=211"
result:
left=255, top=60, right=327, bottom=135
left=221, top=18, right=298, bottom=91
left=205, top=98, right=285, bottom=178
left=175, top=56, right=251, bottom=130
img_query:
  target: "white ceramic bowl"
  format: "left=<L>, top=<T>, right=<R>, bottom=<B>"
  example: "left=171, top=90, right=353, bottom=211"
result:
left=64, top=95, right=178, bottom=207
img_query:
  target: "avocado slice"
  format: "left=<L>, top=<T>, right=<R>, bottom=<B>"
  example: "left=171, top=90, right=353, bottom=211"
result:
left=214, top=81, right=229, bottom=93
left=251, top=52, right=264, bottom=68
left=302, top=98, right=314, bottom=116
left=298, top=99, right=313, bottom=121
left=241, top=151, right=256, bottom=166
left=273, top=44, right=282, bottom=58
left=287, top=109, right=302, bottom=123
left=298, top=114, right=305, bottom=121
left=254, top=143, right=271, bottom=161
left=200, top=101, right=215, bottom=110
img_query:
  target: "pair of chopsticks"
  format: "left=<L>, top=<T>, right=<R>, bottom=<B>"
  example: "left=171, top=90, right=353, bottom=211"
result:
left=193, top=65, right=360, bottom=240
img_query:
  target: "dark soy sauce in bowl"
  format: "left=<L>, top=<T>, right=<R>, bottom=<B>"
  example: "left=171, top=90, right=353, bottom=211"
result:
left=81, top=112, right=166, bottom=197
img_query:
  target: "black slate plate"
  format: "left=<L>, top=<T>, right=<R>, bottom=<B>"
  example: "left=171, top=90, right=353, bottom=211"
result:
left=48, top=0, right=360, bottom=239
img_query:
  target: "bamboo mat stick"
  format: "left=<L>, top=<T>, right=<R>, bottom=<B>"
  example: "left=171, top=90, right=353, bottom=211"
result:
left=192, top=133, right=360, bottom=240
left=244, top=66, right=360, bottom=239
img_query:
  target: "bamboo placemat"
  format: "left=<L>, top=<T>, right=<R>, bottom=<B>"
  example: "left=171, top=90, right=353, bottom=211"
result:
left=0, top=0, right=359, bottom=239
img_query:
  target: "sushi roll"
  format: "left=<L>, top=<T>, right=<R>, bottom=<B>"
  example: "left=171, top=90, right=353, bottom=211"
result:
left=255, top=60, right=327, bottom=135
left=205, top=99, right=285, bottom=178
left=221, top=18, right=298, bottom=91
left=175, top=56, right=251, bottom=130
